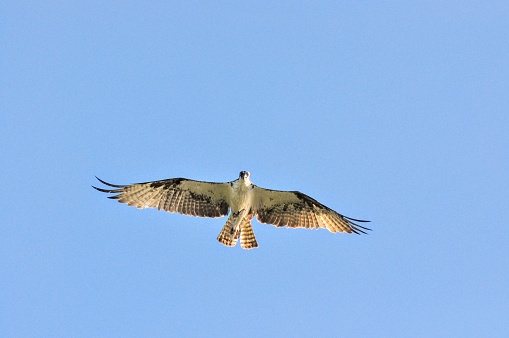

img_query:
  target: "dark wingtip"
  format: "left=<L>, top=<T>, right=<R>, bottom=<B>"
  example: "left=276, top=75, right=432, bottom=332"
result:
left=94, top=176, right=125, bottom=188
left=344, top=216, right=371, bottom=223
left=92, top=176, right=125, bottom=197
left=92, top=185, right=122, bottom=193
left=345, top=217, right=372, bottom=234
left=352, top=226, right=370, bottom=235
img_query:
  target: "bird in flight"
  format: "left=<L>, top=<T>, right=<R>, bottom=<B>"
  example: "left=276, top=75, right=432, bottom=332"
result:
left=93, top=171, right=370, bottom=249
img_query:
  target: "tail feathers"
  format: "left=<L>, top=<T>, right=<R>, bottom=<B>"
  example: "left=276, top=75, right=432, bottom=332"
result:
left=217, top=217, right=238, bottom=247
left=216, top=216, right=259, bottom=250
left=240, top=219, right=258, bottom=250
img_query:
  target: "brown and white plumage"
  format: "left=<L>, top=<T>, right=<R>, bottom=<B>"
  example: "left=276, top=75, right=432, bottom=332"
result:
left=93, top=171, right=370, bottom=249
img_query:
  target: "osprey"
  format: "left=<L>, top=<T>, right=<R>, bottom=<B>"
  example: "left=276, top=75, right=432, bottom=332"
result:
left=93, top=171, right=370, bottom=249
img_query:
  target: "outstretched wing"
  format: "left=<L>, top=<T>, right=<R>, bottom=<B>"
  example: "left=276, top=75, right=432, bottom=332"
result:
left=93, top=177, right=230, bottom=218
left=253, top=187, right=370, bottom=234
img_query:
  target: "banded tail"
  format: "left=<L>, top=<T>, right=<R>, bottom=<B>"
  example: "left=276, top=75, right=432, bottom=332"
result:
left=217, top=216, right=238, bottom=247
left=217, top=215, right=258, bottom=250
left=239, top=219, right=258, bottom=250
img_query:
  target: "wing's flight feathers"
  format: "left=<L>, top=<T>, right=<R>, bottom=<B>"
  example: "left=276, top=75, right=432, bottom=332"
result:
left=93, top=176, right=230, bottom=218
left=254, top=187, right=371, bottom=234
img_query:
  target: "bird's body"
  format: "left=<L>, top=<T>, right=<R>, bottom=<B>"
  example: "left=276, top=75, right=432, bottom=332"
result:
left=227, top=171, right=255, bottom=238
left=93, top=171, right=370, bottom=249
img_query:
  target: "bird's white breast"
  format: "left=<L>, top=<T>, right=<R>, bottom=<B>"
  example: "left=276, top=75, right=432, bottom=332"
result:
left=229, top=180, right=254, bottom=213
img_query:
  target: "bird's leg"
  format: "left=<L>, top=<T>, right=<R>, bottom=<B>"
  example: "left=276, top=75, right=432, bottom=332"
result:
left=230, top=209, right=246, bottom=239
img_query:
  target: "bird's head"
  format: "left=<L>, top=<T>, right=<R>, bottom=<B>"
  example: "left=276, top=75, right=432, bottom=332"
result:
left=239, top=171, right=250, bottom=180
left=239, top=171, right=252, bottom=185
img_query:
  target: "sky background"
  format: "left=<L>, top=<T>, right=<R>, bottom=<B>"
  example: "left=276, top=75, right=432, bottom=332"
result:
left=1, top=1, right=508, bottom=337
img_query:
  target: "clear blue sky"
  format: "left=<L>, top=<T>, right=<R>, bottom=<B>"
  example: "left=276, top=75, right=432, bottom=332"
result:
left=1, top=2, right=508, bottom=337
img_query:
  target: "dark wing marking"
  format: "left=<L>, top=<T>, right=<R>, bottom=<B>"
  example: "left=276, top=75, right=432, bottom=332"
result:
left=253, top=187, right=370, bottom=234
left=93, top=176, right=230, bottom=218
